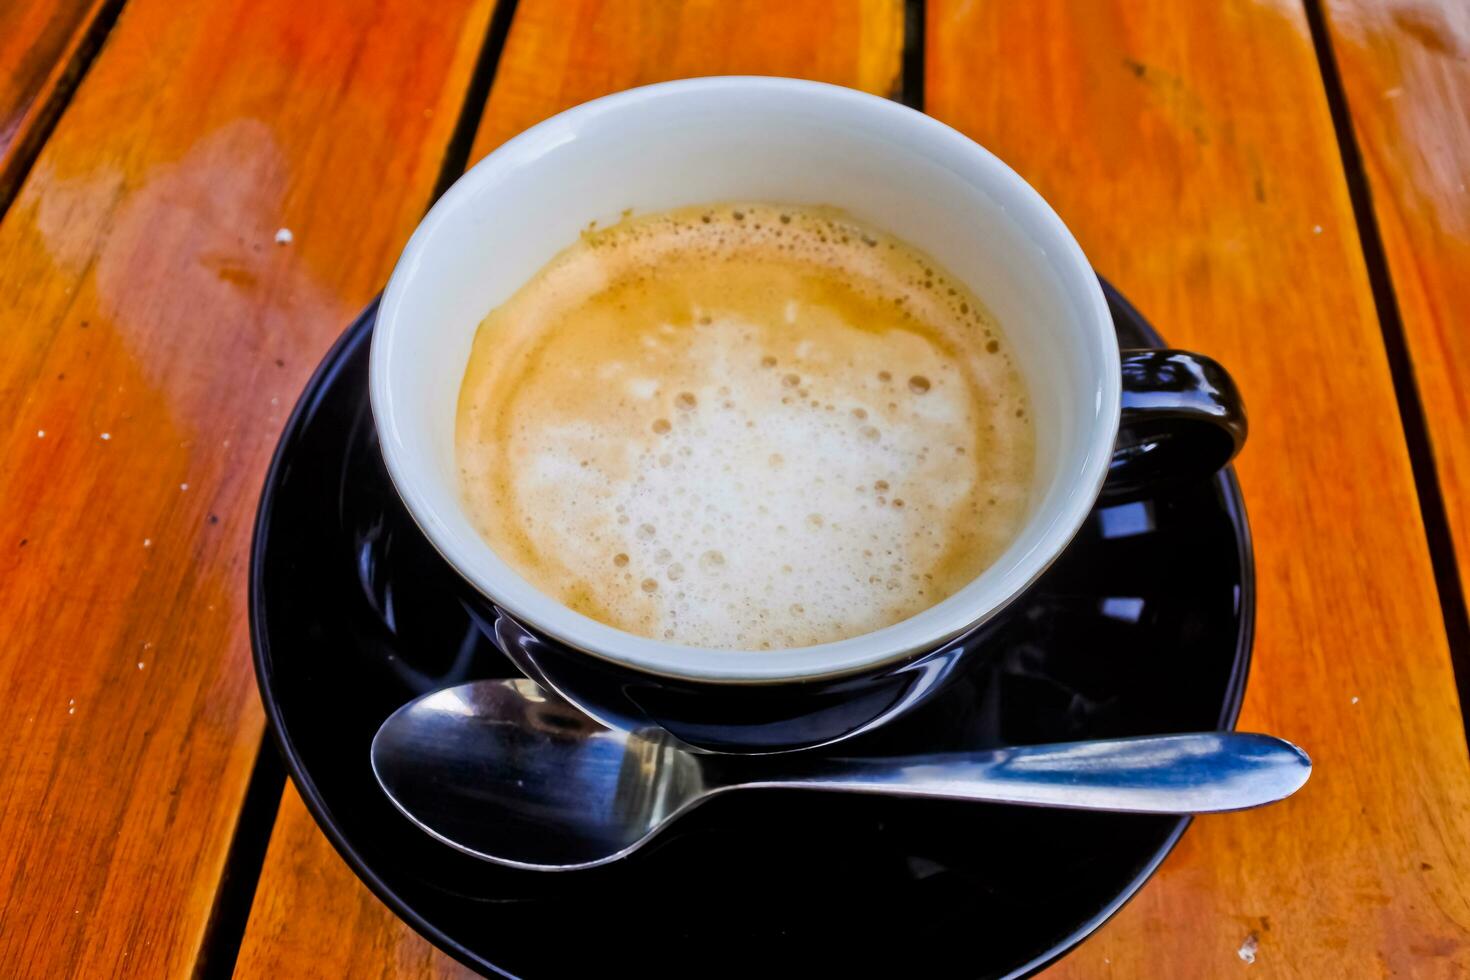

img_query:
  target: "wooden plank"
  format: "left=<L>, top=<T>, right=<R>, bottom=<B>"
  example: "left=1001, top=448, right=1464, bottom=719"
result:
left=0, top=0, right=115, bottom=206
left=235, top=1, right=907, bottom=973
left=1322, top=0, right=1470, bottom=628
left=0, top=0, right=497, bottom=974
left=926, top=1, right=1470, bottom=975
left=469, top=0, right=905, bottom=160
left=234, top=786, right=478, bottom=979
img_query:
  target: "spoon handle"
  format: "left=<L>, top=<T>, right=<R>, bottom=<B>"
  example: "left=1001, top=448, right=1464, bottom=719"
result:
left=732, top=733, right=1310, bottom=814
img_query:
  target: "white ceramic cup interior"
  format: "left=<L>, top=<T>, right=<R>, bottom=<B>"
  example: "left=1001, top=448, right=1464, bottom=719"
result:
left=371, top=77, right=1118, bottom=682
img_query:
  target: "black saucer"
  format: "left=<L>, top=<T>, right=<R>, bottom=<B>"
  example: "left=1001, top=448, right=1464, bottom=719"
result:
left=251, top=281, right=1253, bottom=979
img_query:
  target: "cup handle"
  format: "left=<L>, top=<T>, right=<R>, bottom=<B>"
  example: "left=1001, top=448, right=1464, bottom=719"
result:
left=1099, top=349, right=1247, bottom=503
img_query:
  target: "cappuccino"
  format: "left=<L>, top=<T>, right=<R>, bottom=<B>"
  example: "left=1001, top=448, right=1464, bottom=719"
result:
left=456, top=204, right=1033, bottom=650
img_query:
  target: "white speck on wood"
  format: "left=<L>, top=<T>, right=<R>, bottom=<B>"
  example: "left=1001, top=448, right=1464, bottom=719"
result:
left=1238, top=933, right=1259, bottom=964
left=180, top=483, right=188, bottom=491
left=143, top=538, right=151, bottom=548
left=100, top=432, right=110, bottom=440
left=1312, top=225, right=1323, bottom=234
left=36, top=430, right=44, bottom=438
left=137, top=662, right=145, bottom=670
left=1351, top=696, right=1359, bottom=704
left=275, top=227, right=293, bottom=244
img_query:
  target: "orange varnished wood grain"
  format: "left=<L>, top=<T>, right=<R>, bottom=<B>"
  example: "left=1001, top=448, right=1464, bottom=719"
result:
left=926, top=1, right=1470, bottom=975
left=1323, top=0, right=1470, bottom=614
left=0, top=0, right=114, bottom=206
left=234, top=1, right=907, bottom=974
left=0, top=0, right=496, bottom=974
left=234, top=786, right=479, bottom=979
left=468, top=0, right=905, bottom=160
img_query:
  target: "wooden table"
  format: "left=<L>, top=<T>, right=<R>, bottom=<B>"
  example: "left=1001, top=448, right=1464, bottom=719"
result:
left=2, top=1, right=1467, bottom=975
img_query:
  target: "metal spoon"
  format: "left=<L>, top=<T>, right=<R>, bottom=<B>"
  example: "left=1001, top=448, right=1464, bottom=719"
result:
left=371, top=679, right=1310, bottom=871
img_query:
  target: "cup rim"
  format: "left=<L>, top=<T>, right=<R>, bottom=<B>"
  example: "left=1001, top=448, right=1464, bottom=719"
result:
left=371, top=76, right=1119, bottom=684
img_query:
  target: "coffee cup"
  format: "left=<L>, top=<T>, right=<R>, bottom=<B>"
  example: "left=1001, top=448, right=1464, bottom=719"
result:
left=370, top=77, right=1245, bottom=752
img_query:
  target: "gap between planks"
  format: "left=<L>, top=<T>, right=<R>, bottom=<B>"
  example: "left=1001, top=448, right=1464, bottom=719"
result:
left=1303, top=0, right=1470, bottom=741
left=0, top=0, right=129, bottom=219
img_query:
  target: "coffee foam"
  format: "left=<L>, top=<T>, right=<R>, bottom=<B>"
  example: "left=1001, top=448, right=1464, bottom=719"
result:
left=456, top=204, right=1034, bottom=650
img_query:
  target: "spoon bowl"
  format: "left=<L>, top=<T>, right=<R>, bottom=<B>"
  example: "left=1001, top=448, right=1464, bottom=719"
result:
left=371, top=679, right=1311, bottom=871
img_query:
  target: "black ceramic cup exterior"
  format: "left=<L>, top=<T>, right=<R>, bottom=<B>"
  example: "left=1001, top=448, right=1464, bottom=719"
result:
left=452, top=330, right=1246, bottom=754
left=367, top=81, right=1253, bottom=754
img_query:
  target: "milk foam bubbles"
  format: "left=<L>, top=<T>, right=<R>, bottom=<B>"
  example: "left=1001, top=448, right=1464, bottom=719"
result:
left=456, top=204, right=1034, bottom=650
